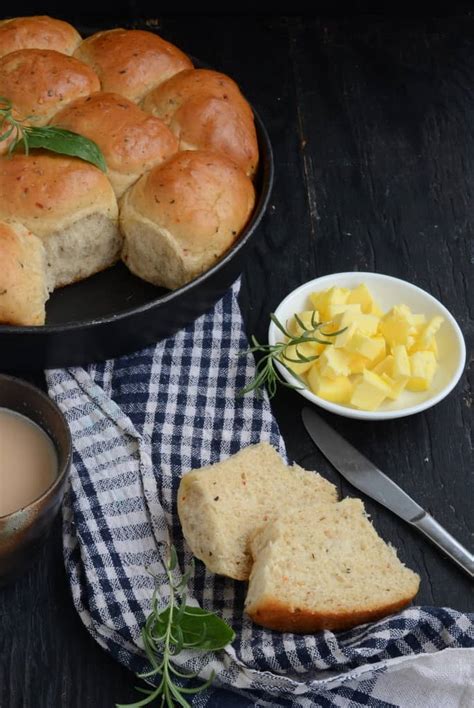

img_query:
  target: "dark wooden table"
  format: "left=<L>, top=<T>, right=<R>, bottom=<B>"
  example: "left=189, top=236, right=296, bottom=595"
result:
left=1, top=12, right=473, bottom=708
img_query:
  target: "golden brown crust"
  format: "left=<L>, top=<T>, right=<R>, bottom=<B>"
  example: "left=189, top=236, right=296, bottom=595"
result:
left=0, top=16, right=81, bottom=59
left=51, top=92, right=178, bottom=187
left=126, top=149, right=255, bottom=252
left=0, top=49, right=100, bottom=125
left=171, top=96, right=258, bottom=176
left=0, top=151, right=117, bottom=237
left=74, top=29, right=193, bottom=103
left=141, top=68, right=258, bottom=176
left=141, top=68, right=253, bottom=123
left=0, top=220, right=48, bottom=326
left=246, top=594, right=418, bottom=633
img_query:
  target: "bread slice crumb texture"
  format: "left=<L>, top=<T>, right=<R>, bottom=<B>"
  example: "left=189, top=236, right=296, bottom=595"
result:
left=177, top=442, right=337, bottom=580
left=245, top=498, right=420, bottom=632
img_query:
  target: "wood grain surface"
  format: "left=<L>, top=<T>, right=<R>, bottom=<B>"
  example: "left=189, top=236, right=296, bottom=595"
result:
left=0, top=12, right=473, bottom=708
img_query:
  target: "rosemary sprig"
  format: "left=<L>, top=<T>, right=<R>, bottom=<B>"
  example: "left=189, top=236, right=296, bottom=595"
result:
left=0, top=96, right=107, bottom=171
left=239, top=311, right=345, bottom=399
left=117, top=546, right=234, bottom=708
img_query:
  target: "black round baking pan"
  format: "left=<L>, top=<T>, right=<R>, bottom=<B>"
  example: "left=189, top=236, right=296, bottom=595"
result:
left=0, top=103, right=273, bottom=370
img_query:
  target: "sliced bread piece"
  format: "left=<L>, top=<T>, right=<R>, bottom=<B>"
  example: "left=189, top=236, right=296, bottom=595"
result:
left=177, top=442, right=337, bottom=580
left=245, top=498, right=420, bottom=632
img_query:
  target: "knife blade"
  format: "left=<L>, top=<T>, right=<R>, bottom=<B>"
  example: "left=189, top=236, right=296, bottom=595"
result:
left=302, top=406, right=474, bottom=578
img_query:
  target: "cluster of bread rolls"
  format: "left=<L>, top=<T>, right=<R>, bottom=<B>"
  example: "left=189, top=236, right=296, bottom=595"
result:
left=0, top=16, right=258, bottom=326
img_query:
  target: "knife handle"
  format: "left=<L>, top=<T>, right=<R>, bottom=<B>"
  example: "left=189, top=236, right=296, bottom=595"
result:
left=411, top=514, right=474, bottom=578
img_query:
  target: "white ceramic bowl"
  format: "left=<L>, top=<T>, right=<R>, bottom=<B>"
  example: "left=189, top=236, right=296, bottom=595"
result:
left=268, top=272, right=466, bottom=420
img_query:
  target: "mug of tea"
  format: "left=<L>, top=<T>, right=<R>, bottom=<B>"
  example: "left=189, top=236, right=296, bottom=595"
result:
left=0, top=374, right=71, bottom=585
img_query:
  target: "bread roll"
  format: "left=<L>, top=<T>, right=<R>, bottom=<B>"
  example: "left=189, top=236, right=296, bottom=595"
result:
left=0, top=221, right=50, bottom=326
left=0, top=49, right=100, bottom=126
left=74, top=29, right=192, bottom=103
left=245, top=499, right=420, bottom=632
left=177, top=443, right=337, bottom=580
left=120, top=150, right=255, bottom=290
left=0, top=152, right=120, bottom=288
left=142, top=69, right=258, bottom=176
left=51, top=92, right=179, bottom=197
left=0, top=16, right=81, bottom=59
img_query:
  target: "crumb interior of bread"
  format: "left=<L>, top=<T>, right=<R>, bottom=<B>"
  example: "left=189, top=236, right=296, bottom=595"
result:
left=179, top=444, right=336, bottom=578
left=246, top=498, right=419, bottom=614
left=45, top=212, right=121, bottom=288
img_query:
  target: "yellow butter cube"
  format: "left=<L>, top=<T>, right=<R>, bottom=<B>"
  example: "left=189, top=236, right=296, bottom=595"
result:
left=345, top=333, right=386, bottom=362
left=350, top=370, right=392, bottom=411
left=413, top=316, right=444, bottom=351
left=334, top=322, right=357, bottom=349
left=379, top=305, right=416, bottom=349
left=380, top=372, right=408, bottom=400
left=407, top=351, right=437, bottom=391
left=288, top=310, right=320, bottom=337
left=347, top=283, right=374, bottom=313
left=372, top=354, right=394, bottom=377
left=392, top=345, right=411, bottom=379
left=307, top=366, right=353, bottom=403
left=281, top=342, right=319, bottom=375
left=326, top=303, right=362, bottom=320
left=370, top=302, right=385, bottom=317
left=310, top=287, right=350, bottom=321
left=348, top=353, right=370, bottom=374
left=318, top=347, right=352, bottom=379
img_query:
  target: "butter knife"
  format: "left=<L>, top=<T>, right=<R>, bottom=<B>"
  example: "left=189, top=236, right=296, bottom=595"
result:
left=302, top=407, right=474, bottom=578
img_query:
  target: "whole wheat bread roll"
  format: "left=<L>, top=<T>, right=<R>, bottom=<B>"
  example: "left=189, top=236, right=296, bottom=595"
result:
left=0, top=152, right=120, bottom=288
left=0, top=48, right=100, bottom=126
left=177, top=442, right=338, bottom=580
left=0, top=221, right=50, bottom=326
left=0, top=16, right=81, bottom=59
left=142, top=69, right=258, bottom=176
left=245, top=499, right=420, bottom=632
left=120, top=150, right=255, bottom=290
left=74, top=29, right=193, bottom=104
left=51, top=92, right=179, bottom=197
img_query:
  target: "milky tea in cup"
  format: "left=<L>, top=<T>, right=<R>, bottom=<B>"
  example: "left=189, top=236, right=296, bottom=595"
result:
left=0, top=408, right=58, bottom=517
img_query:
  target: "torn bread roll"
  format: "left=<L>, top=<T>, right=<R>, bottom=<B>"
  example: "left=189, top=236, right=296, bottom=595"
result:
left=74, top=28, right=193, bottom=103
left=0, top=221, right=50, bottom=326
left=177, top=442, right=337, bottom=580
left=245, top=499, right=420, bottom=632
left=0, top=48, right=100, bottom=126
left=51, top=92, right=179, bottom=197
left=142, top=69, right=258, bottom=176
left=0, top=16, right=81, bottom=59
left=0, top=152, right=120, bottom=288
left=120, top=150, right=255, bottom=290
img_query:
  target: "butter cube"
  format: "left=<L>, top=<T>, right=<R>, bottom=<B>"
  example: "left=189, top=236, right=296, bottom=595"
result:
left=326, top=303, right=362, bottom=320
left=310, top=287, right=350, bottom=321
left=307, top=366, right=353, bottom=403
left=333, top=309, right=379, bottom=336
left=289, top=310, right=320, bottom=337
left=372, top=354, right=394, bottom=377
left=379, top=306, right=416, bottom=349
left=413, top=316, right=444, bottom=351
left=348, top=353, right=370, bottom=374
left=407, top=351, right=437, bottom=391
left=281, top=342, right=319, bottom=375
left=334, top=322, right=357, bottom=349
left=392, top=345, right=411, bottom=379
left=350, top=370, right=392, bottom=411
left=347, top=283, right=374, bottom=313
left=318, top=347, right=352, bottom=379
left=381, top=372, right=408, bottom=400
left=345, top=333, right=385, bottom=362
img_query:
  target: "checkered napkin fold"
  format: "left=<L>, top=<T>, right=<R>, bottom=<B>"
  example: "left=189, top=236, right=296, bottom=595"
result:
left=45, top=282, right=473, bottom=707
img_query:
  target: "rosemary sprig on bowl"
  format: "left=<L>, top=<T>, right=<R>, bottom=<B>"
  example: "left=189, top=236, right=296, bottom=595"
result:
left=117, top=546, right=234, bottom=708
left=0, top=96, right=107, bottom=171
left=239, top=311, right=345, bottom=399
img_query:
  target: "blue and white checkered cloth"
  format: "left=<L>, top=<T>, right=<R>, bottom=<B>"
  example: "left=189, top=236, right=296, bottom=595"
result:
left=46, top=282, right=473, bottom=707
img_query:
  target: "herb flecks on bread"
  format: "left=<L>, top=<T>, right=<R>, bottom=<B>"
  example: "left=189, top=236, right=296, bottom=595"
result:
left=245, top=498, right=420, bottom=632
